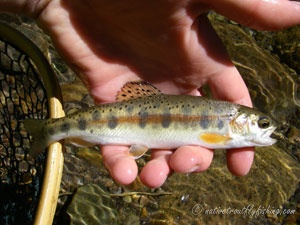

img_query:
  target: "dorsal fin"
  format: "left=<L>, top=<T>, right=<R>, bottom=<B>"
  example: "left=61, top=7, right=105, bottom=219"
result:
left=116, top=81, right=162, bottom=101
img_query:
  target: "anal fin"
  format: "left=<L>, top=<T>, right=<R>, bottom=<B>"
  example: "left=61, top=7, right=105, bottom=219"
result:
left=128, top=145, right=149, bottom=159
left=68, top=138, right=95, bottom=147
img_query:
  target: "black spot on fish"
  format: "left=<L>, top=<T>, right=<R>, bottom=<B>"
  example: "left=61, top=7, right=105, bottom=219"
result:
left=78, top=119, right=87, bottom=130
left=127, top=106, right=133, bottom=113
left=60, top=123, right=70, bottom=132
left=218, top=120, right=224, bottom=130
left=48, top=127, right=55, bottom=135
left=108, top=116, right=118, bottom=129
left=200, top=117, right=209, bottom=129
left=92, top=110, right=101, bottom=120
left=215, top=106, right=224, bottom=114
left=162, top=113, right=171, bottom=128
left=90, top=129, right=94, bottom=134
left=139, top=111, right=148, bottom=128
left=182, top=104, right=192, bottom=115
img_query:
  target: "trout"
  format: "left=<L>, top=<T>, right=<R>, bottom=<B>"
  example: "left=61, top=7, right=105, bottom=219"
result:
left=23, top=81, right=277, bottom=158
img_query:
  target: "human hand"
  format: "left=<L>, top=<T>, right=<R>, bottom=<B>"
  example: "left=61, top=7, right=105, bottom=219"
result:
left=24, top=0, right=300, bottom=187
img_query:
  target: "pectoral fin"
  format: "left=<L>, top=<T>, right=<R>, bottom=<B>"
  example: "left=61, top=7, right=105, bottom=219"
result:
left=199, top=133, right=231, bottom=144
left=128, top=145, right=149, bottom=159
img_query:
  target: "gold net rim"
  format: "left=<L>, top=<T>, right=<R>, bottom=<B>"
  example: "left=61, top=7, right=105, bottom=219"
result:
left=0, top=22, right=64, bottom=225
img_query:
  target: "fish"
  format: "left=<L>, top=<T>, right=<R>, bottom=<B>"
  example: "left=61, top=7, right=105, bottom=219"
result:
left=23, top=81, right=277, bottom=158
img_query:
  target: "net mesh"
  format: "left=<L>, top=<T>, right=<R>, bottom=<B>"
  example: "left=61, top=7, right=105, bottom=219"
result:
left=0, top=36, right=48, bottom=225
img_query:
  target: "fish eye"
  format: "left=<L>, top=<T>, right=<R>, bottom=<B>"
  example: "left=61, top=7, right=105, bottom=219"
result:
left=258, top=117, right=270, bottom=129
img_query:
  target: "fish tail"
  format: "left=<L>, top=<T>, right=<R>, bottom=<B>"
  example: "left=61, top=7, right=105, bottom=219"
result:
left=23, top=119, right=49, bottom=158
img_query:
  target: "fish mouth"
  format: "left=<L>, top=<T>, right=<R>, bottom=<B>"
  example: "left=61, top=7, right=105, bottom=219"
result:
left=264, top=126, right=278, bottom=145
left=254, top=126, right=277, bottom=146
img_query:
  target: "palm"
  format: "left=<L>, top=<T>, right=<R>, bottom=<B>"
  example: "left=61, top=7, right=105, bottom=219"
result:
left=36, top=0, right=300, bottom=187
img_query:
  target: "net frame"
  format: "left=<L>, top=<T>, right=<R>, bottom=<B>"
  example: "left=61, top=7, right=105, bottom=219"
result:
left=0, top=22, right=64, bottom=225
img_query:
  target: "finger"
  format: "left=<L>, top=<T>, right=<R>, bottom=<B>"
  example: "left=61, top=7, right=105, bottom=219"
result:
left=226, top=147, right=255, bottom=176
left=170, top=146, right=214, bottom=173
left=209, top=0, right=300, bottom=30
left=89, top=72, right=137, bottom=103
left=140, top=149, right=173, bottom=188
left=207, top=66, right=252, bottom=107
left=101, top=145, right=138, bottom=185
left=207, top=66, right=255, bottom=174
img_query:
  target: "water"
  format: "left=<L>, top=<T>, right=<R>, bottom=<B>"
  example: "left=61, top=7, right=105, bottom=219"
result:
left=1, top=12, right=300, bottom=225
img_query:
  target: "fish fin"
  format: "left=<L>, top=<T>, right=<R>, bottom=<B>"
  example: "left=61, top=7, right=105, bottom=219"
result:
left=199, top=133, right=231, bottom=144
left=23, top=119, right=48, bottom=158
left=68, top=138, right=95, bottom=147
left=116, top=81, right=162, bottom=101
left=128, top=145, right=149, bottom=159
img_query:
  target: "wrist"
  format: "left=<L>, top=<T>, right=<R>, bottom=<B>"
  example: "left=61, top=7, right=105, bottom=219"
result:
left=0, top=0, right=49, bottom=17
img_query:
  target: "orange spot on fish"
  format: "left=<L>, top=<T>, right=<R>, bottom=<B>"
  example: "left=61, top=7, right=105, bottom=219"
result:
left=199, top=133, right=231, bottom=144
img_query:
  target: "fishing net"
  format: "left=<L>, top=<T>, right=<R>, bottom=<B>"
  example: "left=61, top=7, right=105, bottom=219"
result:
left=0, top=27, right=48, bottom=224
